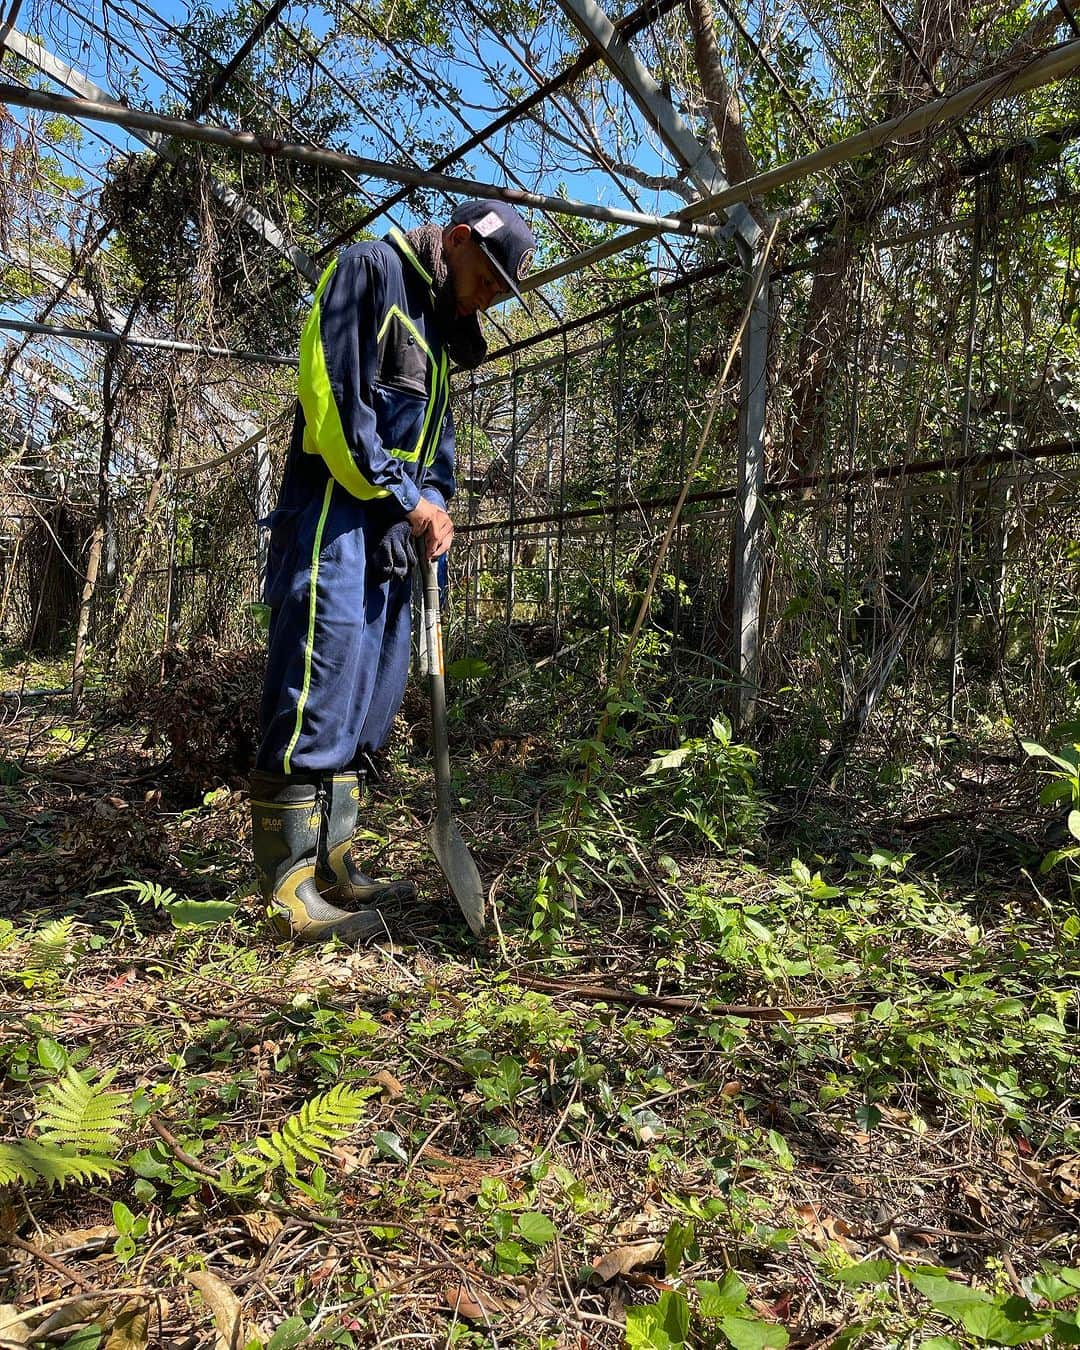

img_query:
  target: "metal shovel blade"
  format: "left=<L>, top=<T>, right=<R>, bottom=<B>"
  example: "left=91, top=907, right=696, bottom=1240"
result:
left=428, top=813, right=486, bottom=936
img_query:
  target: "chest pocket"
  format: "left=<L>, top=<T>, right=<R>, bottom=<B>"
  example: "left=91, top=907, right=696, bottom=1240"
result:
left=375, top=306, right=431, bottom=398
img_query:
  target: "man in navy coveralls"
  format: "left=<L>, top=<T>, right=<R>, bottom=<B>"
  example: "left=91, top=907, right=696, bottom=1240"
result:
left=251, top=201, right=537, bottom=942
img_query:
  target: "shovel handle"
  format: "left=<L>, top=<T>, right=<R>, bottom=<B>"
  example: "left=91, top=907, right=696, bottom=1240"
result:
left=420, top=556, right=454, bottom=821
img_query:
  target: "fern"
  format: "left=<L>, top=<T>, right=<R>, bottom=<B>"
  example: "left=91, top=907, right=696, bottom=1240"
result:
left=94, top=879, right=181, bottom=910
left=25, top=916, right=81, bottom=975
left=233, top=1084, right=371, bottom=1176
left=0, top=1141, right=120, bottom=1191
left=35, top=1066, right=129, bottom=1153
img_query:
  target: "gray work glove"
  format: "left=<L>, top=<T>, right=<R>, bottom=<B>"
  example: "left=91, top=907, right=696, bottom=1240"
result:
left=369, top=518, right=416, bottom=582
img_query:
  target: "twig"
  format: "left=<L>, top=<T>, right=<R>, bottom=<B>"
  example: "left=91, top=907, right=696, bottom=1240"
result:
left=148, top=1113, right=221, bottom=1180
left=1, top=1232, right=91, bottom=1290
left=507, top=972, right=871, bottom=1021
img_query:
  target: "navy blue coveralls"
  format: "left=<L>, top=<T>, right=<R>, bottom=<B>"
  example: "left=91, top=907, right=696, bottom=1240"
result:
left=257, top=228, right=455, bottom=775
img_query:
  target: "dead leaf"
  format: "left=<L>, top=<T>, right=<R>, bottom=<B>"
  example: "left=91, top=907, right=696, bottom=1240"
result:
left=239, top=1211, right=283, bottom=1248
left=1050, top=1156, right=1080, bottom=1205
left=33, top=1301, right=104, bottom=1337
left=795, top=1204, right=857, bottom=1254
left=0, top=1305, right=29, bottom=1346
left=44, top=1224, right=117, bottom=1255
left=104, top=1301, right=149, bottom=1349
left=186, top=1269, right=260, bottom=1350
left=445, top=1284, right=500, bottom=1321
left=372, top=1070, right=405, bottom=1100
left=591, top=1241, right=663, bottom=1283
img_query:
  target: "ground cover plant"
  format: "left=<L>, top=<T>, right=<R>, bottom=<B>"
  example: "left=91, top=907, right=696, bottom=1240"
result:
left=1, top=646, right=1077, bottom=1348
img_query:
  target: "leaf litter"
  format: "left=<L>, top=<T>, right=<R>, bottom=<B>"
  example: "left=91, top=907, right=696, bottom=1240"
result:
left=0, top=657, right=1078, bottom=1346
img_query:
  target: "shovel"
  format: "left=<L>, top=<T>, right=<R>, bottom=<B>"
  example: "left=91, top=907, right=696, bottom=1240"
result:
left=419, top=554, right=486, bottom=935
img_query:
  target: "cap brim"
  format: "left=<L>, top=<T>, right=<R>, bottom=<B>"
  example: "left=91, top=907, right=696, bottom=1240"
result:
left=473, top=235, right=527, bottom=306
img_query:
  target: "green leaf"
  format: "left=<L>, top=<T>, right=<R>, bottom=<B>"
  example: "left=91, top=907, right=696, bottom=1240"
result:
left=833, top=1260, right=896, bottom=1286
left=1051, top=1312, right=1080, bottom=1344
left=234, top=1084, right=371, bottom=1178
left=267, top=1318, right=310, bottom=1350
left=112, top=1201, right=136, bottom=1236
left=373, top=1131, right=409, bottom=1164
left=36, top=1066, right=128, bottom=1153
left=664, top=1219, right=698, bottom=1276
left=698, top=1272, right=749, bottom=1317
left=165, top=899, right=238, bottom=928
left=493, top=1239, right=532, bottom=1273
left=446, top=657, right=491, bottom=679
left=36, top=1037, right=67, bottom=1070
left=129, top=1148, right=173, bottom=1180
left=1031, top=1270, right=1079, bottom=1304
left=721, top=1315, right=790, bottom=1350
left=625, top=1291, right=692, bottom=1348
left=517, top=1212, right=556, bottom=1245
left=907, top=1272, right=1051, bottom=1345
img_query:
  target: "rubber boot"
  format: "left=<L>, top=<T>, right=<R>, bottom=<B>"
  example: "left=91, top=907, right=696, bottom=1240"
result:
left=250, top=771, right=384, bottom=944
left=316, top=771, right=417, bottom=908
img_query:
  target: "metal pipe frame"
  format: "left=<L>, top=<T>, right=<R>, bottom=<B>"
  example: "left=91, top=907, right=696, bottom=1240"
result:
left=0, top=318, right=299, bottom=366
left=0, top=83, right=727, bottom=241
left=456, top=438, right=1080, bottom=535
left=305, top=0, right=681, bottom=268
left=523, top=34, right=1080, bottom=290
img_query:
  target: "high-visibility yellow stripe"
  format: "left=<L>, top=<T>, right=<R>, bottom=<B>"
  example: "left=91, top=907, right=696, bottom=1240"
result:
left=388, top=227, right=433, bottom=286
left=376, top=303, right=433, bottom=357
left=282, top=478, right=334, bottom=775
left=298, top=257, right=389, bottom=501
left=298, top=233, right=450, bottom=494
left=425, top=348, right=451, bottom=468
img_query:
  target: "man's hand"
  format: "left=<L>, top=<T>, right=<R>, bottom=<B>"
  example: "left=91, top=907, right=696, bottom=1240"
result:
left=406, top=498, right=454, bottom=561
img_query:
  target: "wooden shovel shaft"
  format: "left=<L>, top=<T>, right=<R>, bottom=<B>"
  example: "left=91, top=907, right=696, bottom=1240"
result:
left=420, top=556, right=454, bottom=823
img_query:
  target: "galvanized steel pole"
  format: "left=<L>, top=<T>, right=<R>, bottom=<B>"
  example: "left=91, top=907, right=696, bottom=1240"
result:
left=0, top=82, right=726, bottom=240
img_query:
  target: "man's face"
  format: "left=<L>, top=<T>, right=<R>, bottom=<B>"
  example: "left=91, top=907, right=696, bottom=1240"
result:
left=443, top=224, right=506, bottom=316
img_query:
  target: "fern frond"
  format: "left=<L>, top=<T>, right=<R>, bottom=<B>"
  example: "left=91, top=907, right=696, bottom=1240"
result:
left=0, top=1142, right=39, bottom=1187
left=234, top=1084, right=370, bottom=1175
left=26, top=916, right=81, bottom=974
left=0, top=1140, right=120, bottom=1190
left=35, top=1066, right=129, bottom=1153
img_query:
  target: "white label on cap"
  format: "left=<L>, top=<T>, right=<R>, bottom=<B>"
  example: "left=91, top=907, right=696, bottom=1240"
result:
left=471, top=211, right=504, bottom=238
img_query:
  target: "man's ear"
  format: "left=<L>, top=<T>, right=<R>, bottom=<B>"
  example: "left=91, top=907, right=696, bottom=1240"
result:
left=443, top=223, right=472, bottom=251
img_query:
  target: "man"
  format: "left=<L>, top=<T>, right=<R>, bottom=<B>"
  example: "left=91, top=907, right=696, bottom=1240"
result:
left=251, top=200, right=537, bottom=943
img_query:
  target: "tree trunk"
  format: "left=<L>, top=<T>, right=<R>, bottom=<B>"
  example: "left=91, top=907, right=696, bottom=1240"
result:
left=686, top=0, right=758, bottom=187
left=71, top=344, right=116, bottom=714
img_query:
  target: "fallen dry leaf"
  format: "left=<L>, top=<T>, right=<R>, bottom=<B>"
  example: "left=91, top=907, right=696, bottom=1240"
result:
left=0, top=1305, right=29, bottom=1346
left=44, top=1224, right=117, bottom=1255
left=104, top=1301, right=149, bottom=1349
left=795, top=1203, right=857, bottom=1255
left=186, top=1269, right=259, bottom=1350
left=372, top=1069, right=405, bottom=1100
left=1050, top=1156, right=1080, bottom=1205
left=33, top=1300, right=104, bottom=1338
left=239, top=1211, right=283, bottom=1248
left=591, top=1241, right=663, bottom=1283
left=445, top=1284, right=500, bottom=1321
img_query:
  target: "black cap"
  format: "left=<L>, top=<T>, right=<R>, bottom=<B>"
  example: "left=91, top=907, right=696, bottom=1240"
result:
left=449, top=199, right=537, bottom=304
